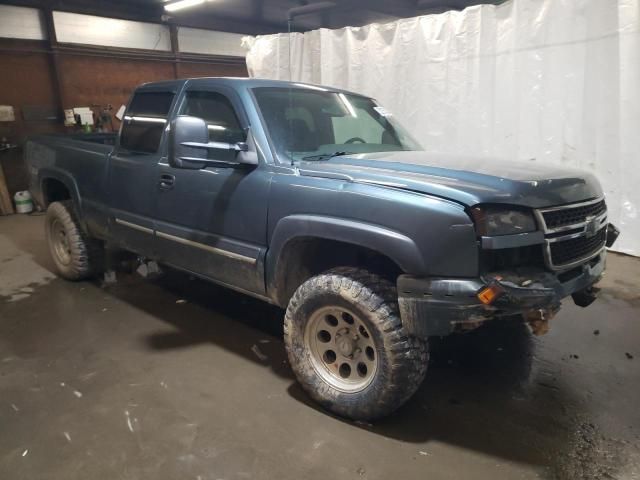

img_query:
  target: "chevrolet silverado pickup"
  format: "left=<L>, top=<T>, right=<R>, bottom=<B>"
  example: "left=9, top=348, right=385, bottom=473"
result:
left=26, top=77, right=619, bottom=420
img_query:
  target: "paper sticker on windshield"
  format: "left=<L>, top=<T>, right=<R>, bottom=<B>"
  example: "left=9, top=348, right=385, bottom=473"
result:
left=374, top=106, right=392, bottom=117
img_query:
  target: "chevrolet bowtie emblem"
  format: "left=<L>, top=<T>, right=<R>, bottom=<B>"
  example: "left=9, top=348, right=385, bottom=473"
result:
left=584, top=215, right=599, bottom=238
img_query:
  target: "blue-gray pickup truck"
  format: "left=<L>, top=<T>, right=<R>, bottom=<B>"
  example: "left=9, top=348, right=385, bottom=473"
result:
left=26, top=77, right=619, bottom=420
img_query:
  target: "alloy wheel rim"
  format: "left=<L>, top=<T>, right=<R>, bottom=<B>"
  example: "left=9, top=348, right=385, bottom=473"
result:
left=305, top=306, right=377, bottom=393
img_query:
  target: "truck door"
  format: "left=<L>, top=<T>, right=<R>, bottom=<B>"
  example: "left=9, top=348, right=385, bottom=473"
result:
left=107, top=88, right=176, bottom=256
left=153, top=86, right=270, bottom=295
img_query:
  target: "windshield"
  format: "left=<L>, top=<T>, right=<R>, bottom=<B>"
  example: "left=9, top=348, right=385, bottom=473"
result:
left=252, top=86, right=423, bottom=163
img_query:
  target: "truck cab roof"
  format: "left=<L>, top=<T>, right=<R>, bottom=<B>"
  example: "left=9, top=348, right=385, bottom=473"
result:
left=136, top=77, right=367, bottom=98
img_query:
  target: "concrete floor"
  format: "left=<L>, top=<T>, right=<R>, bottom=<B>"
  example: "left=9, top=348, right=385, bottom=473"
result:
left=1, top=213, right=639, bottom=480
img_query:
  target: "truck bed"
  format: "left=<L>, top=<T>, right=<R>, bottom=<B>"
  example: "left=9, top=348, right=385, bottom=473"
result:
left=60, top=132, right=118, bottom=146
left=25, top=132, right=116, bottom=226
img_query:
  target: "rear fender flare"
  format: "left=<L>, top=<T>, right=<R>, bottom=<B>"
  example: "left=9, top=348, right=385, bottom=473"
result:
left=38, top=169, right=88, bottom=232
left=38, top=168, right=82, bottom=211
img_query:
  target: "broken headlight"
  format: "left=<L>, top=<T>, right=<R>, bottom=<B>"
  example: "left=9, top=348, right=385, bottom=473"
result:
left=470, top=206, right=537, bottom=236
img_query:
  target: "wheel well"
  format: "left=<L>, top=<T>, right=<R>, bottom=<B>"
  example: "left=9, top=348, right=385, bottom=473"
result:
left=42, top=178, right=71, bottom=206
left=273, top=237, right=403, bottom=307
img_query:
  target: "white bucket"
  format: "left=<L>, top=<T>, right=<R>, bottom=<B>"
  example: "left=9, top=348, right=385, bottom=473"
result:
left=14, top=191, right=33, bottom=214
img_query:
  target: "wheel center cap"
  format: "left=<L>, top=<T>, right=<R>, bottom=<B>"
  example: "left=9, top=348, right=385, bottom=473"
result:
left=336, top=334, right=355, bottom=356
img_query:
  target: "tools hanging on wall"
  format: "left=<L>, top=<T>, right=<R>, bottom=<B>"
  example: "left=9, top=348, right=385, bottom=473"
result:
left=94, top=104, right=115, bottom=132
left=64, top=104, right=115, bottom=132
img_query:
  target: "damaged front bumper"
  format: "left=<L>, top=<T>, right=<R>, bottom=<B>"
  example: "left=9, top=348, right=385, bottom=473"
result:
left=398, top=249, right=608, bottom=338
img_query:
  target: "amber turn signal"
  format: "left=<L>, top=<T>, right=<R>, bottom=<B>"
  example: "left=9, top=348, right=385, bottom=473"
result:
left=477, top=285, right=503, bottom=305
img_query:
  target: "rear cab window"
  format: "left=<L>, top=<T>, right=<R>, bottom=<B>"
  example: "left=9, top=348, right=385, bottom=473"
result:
left=120, top=91, right=175, bottom=153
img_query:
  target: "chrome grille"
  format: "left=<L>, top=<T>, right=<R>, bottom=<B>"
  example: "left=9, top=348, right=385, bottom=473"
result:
left=549, top=227, right=607, bottom=267
left=542, top=199, right=606, bottom=230
left=535, top=198, right=608, bottom=270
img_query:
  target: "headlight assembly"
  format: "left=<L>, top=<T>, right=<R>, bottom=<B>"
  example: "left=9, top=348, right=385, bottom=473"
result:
left=470, top=206, right=537, bottom=236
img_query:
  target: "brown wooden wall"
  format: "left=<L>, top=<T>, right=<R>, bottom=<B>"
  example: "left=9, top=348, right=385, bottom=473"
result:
left=57, top=55, right=176, bottom=113
left=0, top=42, right=62, bottom=141
left=178, top=61, right=247, bottom=79
left=0, top=38, right=248, bottom=197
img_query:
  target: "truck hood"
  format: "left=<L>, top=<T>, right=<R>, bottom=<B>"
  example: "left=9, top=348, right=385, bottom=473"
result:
left=298, top=151, right=603, bottom=208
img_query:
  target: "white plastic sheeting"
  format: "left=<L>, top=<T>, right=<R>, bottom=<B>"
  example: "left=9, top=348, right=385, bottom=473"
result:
left=245, top=0, right=640, bottom=256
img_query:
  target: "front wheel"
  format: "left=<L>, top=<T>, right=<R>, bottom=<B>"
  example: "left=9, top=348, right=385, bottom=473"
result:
left=284, top=267, right=429, bottom=421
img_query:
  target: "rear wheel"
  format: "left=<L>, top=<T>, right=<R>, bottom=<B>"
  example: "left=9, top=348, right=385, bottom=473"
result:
left=284, top=267, right=429, bottom=420
left=45, top=201, right=102, bottom=280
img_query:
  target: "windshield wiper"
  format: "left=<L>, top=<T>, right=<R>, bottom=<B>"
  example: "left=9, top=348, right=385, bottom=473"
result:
left=301, top=151, right=352, bottom=161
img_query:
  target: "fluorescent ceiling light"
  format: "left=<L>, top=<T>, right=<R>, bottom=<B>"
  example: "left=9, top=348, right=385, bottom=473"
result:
left=164, top=0, right=206, bottom=12
left=207, top=124, right=226, bottom=130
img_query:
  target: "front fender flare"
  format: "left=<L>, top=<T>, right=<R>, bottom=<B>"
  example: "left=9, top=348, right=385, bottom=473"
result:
left=266, top=214, right=426, bottom=304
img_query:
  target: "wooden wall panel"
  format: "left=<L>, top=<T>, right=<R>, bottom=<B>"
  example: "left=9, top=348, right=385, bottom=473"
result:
left=177, top=60, right=248, bottom=79
left=0, top=49, right=62, bottom=141
left=0, top=47, right=62, bottom=198
left=56, top=54, right=176, bottom=115
left=0, top=38, right=248, bottom=197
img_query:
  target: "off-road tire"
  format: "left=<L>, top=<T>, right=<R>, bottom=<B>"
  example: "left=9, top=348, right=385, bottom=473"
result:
left=284, top=267, right=429, bottom=421
left=45, top=200, right=102, bottom=280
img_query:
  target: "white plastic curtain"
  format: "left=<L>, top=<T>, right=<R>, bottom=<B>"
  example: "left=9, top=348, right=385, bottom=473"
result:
left=245, top=0, right=640, bottom=256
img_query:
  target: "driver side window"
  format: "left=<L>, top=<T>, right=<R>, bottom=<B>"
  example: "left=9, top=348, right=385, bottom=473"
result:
left=179, top=91, right=245, bottom=161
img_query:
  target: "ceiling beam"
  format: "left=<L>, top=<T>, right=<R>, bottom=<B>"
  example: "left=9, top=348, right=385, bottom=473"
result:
left=287, top=1, right=336, bottom=21
left=0, top=0, right=495, bottom=35
left=0, top=0, right=291, bottom=35
left=166, top=11, right=291, bottom=35
left=251, top=0, right=264, bottom=22
left=339, top=0, right=418, bottom=18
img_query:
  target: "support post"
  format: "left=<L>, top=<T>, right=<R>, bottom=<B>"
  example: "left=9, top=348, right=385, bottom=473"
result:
left=42, top=8, right=66, bottom=112
left=170, top=24, right=181, bottom=79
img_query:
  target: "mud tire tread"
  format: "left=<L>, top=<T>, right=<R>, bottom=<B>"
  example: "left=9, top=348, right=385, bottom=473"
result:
left=45, top=200, right=102, bottom=280
left=284, top=267, right=429, bottom=421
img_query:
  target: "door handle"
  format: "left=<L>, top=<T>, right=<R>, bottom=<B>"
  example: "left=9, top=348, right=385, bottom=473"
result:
left=159, top=174, right=175, bottom=189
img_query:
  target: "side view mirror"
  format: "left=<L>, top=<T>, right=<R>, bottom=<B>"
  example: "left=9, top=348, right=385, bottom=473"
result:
left=168, top=115, right=258, bottom=169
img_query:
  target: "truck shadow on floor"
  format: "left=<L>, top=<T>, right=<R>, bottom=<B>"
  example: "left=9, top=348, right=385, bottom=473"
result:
left=99, top=272, right=290, bottom=381
left=101, top=268, right=595, bottom=475
left=2, top=215, right=624, bottom=479
left=286, top=320, right=605, bottom=476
